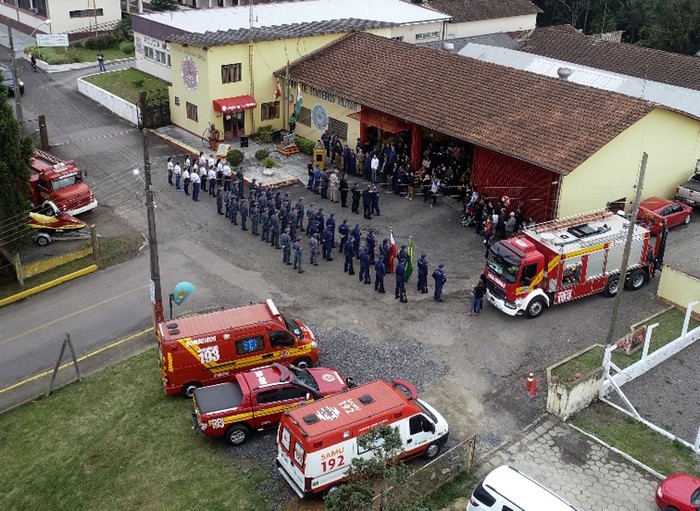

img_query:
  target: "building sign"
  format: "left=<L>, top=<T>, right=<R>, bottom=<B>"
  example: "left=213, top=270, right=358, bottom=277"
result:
left=293, top=81, right=358, bottom=111
left=311, top=104, right=329, bottom=132
left=36, top=34, right=69, bottom=48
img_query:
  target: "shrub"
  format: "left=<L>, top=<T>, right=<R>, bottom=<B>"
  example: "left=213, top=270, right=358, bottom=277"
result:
left=72, top=40, right=85, bottom=48
left=227, top=149, right=244, bottom=167
left=295, top=136, right=315, bottom=156
left=85, top=34, right=116, bottom=50
left=255, top=149, right=269, bottom=161
left=262, top=157, right=277, bottom=169
left=112, top=16, right=132, bottom=42
left=131, top=78, right=145, bottom=88
left=119, top=41, right=135, bottom=54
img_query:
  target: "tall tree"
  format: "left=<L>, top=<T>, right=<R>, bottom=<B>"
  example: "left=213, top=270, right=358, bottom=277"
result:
left=0, top=84, right=34, bottom=251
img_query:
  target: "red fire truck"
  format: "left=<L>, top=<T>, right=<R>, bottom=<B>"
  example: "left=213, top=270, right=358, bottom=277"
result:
left=484, top=209, right=664, bottom=319
left=29, top=149, right=97, bottom=216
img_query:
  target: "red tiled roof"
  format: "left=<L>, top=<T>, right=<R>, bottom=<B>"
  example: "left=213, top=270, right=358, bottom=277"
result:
left=427, top=0, right=541, bottom=22
left=517, top=25, right=700, bottom=92
left=280, top=32, right=653, bottom=175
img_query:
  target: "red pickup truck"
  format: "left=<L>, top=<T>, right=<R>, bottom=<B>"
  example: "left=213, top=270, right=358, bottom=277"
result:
left=192, top=363, right=350, bottom=446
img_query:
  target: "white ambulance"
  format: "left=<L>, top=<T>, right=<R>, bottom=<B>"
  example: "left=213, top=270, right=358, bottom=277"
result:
left=276, top=379, right=449, bottom=498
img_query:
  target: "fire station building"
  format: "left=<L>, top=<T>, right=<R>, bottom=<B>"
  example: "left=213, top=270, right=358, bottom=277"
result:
left=279, top=32, right=700, bottom=221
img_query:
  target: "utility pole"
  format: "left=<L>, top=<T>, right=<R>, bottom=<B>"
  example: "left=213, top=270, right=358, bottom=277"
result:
left=7, top=26, right=24, bottom=128
left=605, top=152, right=648, bottom=347
left=248, top=0, right=255, bottom=133
left=138, top=91, right=165, bottom=326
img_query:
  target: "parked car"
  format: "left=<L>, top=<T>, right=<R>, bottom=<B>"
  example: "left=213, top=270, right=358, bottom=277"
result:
left=0, top=65, right=25, bottom=95
left=638, top=196, right=692, bottom=235
left=655, top=472, right=700, bottom=511
left=675, top=166, right=700, bottom=206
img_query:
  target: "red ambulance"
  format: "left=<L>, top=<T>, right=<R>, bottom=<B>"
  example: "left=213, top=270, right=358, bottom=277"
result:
left=276, top=379, right=449, bottom=498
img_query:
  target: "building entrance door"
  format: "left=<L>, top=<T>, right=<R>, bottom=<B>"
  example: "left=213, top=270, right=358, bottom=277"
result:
left=224, top=112, right=245, bottom=138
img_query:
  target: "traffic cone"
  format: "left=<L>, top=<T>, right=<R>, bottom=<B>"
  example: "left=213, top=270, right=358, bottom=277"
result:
left=524, top=372, right=538, bottom=398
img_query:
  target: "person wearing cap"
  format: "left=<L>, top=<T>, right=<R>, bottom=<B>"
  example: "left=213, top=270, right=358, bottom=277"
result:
left=292, top=237, right=304, bottom=273
left=321, top=225, right=334, bottom=262
left=351, top=224, right=362, bottom=259
left=305, top=204, right=315, bottom=233
left=351, top=183, right=361, bottom=214
left=339, top=173, right=349, bottom=208
left=344, top=237, right=356, bottom=275
left=326, top=213, right=336, bottom=247
left=281, top=229, right=292, bottom=265
left=374, top=255, right=386, bottom=293
left=338, top=219, right=349, bottom=253
left=269, top=210, right=281, bottom=248
left=417, top=254, right=429, bottom=294
left=365, top=230, right=376, bottom=265
left=359, top=248, right=371, bottom=284
left=315, top=207, right=325, bottom=232
left=310, top=233, right=320, bottom=266
left=432, top=264, right=447, bottom=302
left=295, top=197, right=305, bottom=232
left=395, top=260, right=408, bottom=303
left=397, top=245, right=408, bottom=264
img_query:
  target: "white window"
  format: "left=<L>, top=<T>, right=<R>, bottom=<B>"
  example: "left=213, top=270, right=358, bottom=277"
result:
left=415, top=31, right=439, bottom=41
left=293, top=442, right=305, bottom=466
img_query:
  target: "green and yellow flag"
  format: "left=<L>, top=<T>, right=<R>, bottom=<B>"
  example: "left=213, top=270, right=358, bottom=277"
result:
left=405, top=236, right=414, bottom=282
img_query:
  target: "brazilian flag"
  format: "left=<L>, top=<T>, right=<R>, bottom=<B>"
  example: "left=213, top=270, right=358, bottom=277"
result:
left=405, top=236, right=414, bottom=282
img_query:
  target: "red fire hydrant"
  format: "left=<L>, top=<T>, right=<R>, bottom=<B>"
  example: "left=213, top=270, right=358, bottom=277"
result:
left=524, top=372, right=538, bottom=398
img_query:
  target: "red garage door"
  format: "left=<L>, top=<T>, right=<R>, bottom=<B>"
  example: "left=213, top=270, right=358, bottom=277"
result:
left=472, top=147, right=559, bottom=222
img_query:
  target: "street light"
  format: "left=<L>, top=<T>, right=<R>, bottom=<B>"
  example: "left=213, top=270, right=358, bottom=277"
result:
left=7, top=19, right=51, bottom=129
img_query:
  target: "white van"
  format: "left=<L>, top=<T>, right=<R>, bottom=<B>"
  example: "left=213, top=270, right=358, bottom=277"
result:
left=467, top=465, right=580, bottom=511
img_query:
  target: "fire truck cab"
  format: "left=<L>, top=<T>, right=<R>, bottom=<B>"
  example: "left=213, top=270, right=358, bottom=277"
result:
left=484, top=210, right=663, bottom=319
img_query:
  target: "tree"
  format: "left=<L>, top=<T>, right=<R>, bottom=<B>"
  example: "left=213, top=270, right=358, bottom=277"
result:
left=0, top=83, right=34, bottom=251
left=324, top=425, right=428, bottom=511
left=150, top=0, right=178, bottom=11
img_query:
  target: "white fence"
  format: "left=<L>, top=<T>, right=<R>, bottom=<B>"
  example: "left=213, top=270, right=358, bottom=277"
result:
left=77, top=74, right=139, bottom=126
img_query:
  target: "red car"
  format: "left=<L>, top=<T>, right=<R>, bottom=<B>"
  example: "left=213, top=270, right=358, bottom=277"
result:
left=638, top=197, right=692, bottom=235
left=656, top=472, right=700, bottom=511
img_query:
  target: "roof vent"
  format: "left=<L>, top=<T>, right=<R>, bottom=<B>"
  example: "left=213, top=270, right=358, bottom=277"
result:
left=167, top=323, right=178, bottom=329
left=442, top=42, right=455, bottom=51
left=168, top=329, right=180, bottom=335
left=358, top=394, right=375, bottom=405
left=557, top=67, right=573, bottom=80
left=303, top=414, right=320, bottom=425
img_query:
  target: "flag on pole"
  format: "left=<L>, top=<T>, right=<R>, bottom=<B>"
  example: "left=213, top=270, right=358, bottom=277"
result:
left=388, top=228, right=397, bottom=273
left=295, top=82, right=303, bottom=117
left=405, top=236, right=414, bottom=282
left=274, top=78, right=282, bottom=102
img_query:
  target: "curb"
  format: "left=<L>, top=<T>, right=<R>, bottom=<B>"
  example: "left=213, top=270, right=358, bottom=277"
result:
left=0, top=264, right=98, bottom=308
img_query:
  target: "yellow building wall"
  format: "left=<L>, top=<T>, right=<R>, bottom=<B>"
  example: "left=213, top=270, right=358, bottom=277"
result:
left=657, top=265, right=700, bottom=319
left=557, top=108, right=700, bottom=217
left=169, top=28, right=391, bottom=140
left=292, top=91, right=361, bottom=147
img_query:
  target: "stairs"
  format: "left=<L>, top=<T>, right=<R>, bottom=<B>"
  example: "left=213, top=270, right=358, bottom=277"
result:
left=276, top=143, right=299, bottom=156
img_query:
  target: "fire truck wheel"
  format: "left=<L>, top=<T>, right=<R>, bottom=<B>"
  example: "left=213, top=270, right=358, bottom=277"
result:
left=423, top=441, right=442, bottom=459
left=181, top=382, right=200, bottom=398
left=293, top=357, right=312, bottom=369
left=603, top=275, right=620, bottom=297
left=625, top=269, right=646, bottom=291
left=525, top=298, right=546, bottom=319
left=325, top=485, right=341, bottom=496
left=225, top=424, right=250, bottom=446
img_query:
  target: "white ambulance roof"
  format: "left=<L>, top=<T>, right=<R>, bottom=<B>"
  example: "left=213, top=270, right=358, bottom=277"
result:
left=482, top=465, right=579, bottom=511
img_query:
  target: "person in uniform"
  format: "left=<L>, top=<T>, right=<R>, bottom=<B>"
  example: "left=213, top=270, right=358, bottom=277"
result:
left=182, top=167, right=191, bottom=196
left=339, top=173, right=349, bottom=208
left=223, top=162, right=232, bottom=191
left=362, top=186, right=372, bottom=219
left=306, top=204, right=316, bottom=233
left=208, top=166, right=217, bottom=196
left=174, top=161, right=182, bottom=191
left=397, top=245, right=408, bottom=264
left=374, top=256, right=386, bottom=293
left=326, top=213, right=336, bottom=247
left=224, top=191, right=232, bottom=219
left=321, top=226, right=334, bottom=261
left=365, top=230, right=376, bottom=265
left=260, top=209, right=270, bottom=241
left=417, top=254, right=429, bottom=293
left=359, top=249, right=371, bottom=284
left=310, top=233, right=320, bottom=266
left=167, top=157, right=174, bottom=186
left=295, top=198, right=305, bottom=232
left=395, top=260, right=407, bottom=303
left=344, top=237, right=356, bottom=275
left=293, top=237, right=304, bottom=273
left=251, top=204, right=260, bottom=235
left=338, top=219, right=349, bottom=254
left=281, top=229, right=292, bottom=265
left=230, top=197, right=239, bottom=225
left=216, top=187, right=223, bottom=214
left=370, top=184, right=380, bottom=217
left=351, top=224, right=361, bottom=259
left=315, top=208, right=325, bottom=232
left=191, top=170, right=201, bottom=201
left=270, top=210, right=281, bottom=248
left=240, top=199, right=249, bottom=231
left=351, top=183, right=361, bottom=214
left=307, top=220, right=318, bottom=241
left=432, top=264, right=447, bottom=302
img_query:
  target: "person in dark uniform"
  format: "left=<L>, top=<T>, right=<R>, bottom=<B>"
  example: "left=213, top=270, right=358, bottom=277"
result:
left=315, top=208, right=325, bottom=232
left=351, top=183, right=361, bottom=214
left=432, top=264, right=447, bottom=302
left=370, top=184, right=380, bottom=216
left=295, top=198, right=305, bottom=232
left=310, top=233, right=320, bottom=266
left=270, top=211, right=281, bottom=248
left=417, top=254, right=429, bottom=293
left=351, top=224, right=361, bottom=259
left=374, top=256, right=386, bottom=293
left=321, top=226, right=334, bottom=261
left=359, top=249, right=371, bottom=284
left=307, top=161, right=314, bottom=191
left=395, top=260, right=407, bottom=303
left=230, top=197, right=239, bottom=225
left=216, top=188, right=223, bottom=215
left=338, top=219, right=349, bottom=253
left=362, top=186, right=372, bottom=219
left=224, top=191, right=232, bottom=219
left=287, top=209, right=297, bottom=240
left=240, top=199, right=249, bottom=230
left=293, top=237, right=304, bottom=273
left=306, top=204, right=316, bottom=233
left=339, top=173, right=349, bottom=208
left=251, top=204, right=260, bottom=235
left=326, top=213, right=336, bottom=247
left=343, top=238, right=356, bottom=275
left=281, top=229, right=292, bottom=265
left=365, top=230, right=376, bottom=265
left=307, top=220, right=318, bottom=240
left=260, top=209, right=270, bottom=241
left=397, top=245, right=408, bottom=264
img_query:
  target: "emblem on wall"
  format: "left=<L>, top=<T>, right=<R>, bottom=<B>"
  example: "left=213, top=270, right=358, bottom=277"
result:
left=311, top=103, right=329, bottom=132
left=181, top=56, right=199, bottom=92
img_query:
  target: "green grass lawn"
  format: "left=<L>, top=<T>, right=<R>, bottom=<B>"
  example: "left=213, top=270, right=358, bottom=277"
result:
left=572, top=402, right=700, bottom=477
left=550, top=345, right=605, bottom=383
left=0, top=349, right=268, bottom=511
left=26, top=45, right=131, bottom=65
left=83, top=68, right=168, bottom=104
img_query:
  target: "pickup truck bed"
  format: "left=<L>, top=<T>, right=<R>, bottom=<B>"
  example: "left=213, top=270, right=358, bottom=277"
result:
left=194, top=382, right=242, bottom=414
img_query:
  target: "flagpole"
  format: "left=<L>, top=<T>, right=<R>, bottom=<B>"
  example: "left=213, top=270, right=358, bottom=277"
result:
left=284, top=61, right=289, bottom=132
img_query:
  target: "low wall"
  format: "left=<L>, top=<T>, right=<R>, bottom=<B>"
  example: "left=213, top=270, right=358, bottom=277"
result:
left=22, top=246, right=93, bottom=279
left=547, top=344, right=604, bottom=421
left=77, top=74, right=139, bottom=126
left=657, top=265, right=700, bottom=319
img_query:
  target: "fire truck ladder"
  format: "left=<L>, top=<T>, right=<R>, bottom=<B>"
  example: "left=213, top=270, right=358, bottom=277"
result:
left=34, top=149, right=63, bottom=165
left=529, top=209, right=613, bottom=235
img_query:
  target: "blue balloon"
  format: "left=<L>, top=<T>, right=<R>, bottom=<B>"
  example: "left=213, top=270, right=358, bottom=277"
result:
left=172, top=281, right=195, bottom=305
